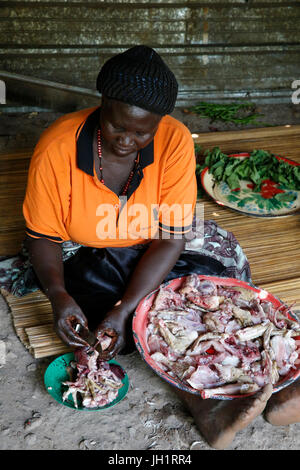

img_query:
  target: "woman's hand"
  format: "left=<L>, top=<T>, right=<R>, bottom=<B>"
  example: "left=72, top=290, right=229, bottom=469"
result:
left=51, top=290, right=89, bottom=348
left=26, top=238, right=89, bottom=348
left=94, top=239, right=185, bottom=359
left=94, top=301, right=132, bottom=360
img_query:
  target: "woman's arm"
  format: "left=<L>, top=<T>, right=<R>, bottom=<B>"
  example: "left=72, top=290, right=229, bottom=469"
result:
left=95, top=235, right=186, bottom=358
left=121, top=236, right=185, bottom=312
left=25, top=236, right=66, bottom=299
left=25, top=237, right=88, bottom=347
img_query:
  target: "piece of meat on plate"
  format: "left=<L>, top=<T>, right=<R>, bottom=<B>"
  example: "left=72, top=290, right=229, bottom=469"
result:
left=152, top=286, right=186, bottom=311
left=270, top=335, right=299, bottom=375
left=158, top=319, right=198, bottom=354
left=186, top=365, right=221, bottom=390
left=179, top=274, right=217, bottom=297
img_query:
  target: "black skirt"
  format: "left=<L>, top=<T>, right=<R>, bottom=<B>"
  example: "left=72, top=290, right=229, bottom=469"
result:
left=63, top=243, right=226, bottom=331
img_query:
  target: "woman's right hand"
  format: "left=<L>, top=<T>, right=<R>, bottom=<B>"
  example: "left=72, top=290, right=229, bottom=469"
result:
left=50, top=290, right=89, bottom=348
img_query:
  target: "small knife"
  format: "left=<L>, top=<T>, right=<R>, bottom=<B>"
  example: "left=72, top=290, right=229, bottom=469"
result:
left=74, top=323, right=102, bottom=354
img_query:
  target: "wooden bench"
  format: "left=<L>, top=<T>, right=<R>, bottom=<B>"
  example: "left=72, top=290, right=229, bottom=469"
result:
left=1, top=125, right=300, bottom=358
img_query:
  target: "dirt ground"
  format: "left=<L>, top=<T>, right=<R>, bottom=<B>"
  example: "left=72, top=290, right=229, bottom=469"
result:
left=0, top=102, right=300, bottom=452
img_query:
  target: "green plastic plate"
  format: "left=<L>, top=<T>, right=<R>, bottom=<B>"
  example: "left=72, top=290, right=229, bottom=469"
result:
left=44, top=352, right=129, bottom=411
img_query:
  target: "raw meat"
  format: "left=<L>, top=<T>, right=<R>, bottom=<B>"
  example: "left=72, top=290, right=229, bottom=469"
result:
left=62, top=347, right=125, bottom=409
left=146, top=274, right=300, bottom=398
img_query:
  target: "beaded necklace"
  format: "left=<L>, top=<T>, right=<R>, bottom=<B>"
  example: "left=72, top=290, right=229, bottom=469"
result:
left=96, top=128, right=140, bottom=196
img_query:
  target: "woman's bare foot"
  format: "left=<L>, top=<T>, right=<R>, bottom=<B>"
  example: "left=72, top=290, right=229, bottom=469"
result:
left=264, top=379, right=300, bottom=426
left=174, top=384, right=273, bottom=449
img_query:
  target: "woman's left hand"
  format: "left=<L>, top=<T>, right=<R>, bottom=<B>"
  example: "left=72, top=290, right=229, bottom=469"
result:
left=94, top=301, right=132, bottom=360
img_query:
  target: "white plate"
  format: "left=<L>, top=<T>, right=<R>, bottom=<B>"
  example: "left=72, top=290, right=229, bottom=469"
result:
left=201, top=153, right=300, bottom=218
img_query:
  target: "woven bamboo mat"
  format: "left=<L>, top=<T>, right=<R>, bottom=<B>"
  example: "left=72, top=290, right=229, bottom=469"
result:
left=202, top=199, right=300, bottom=286
left=0, top=149, right=32, bottom=255
left=201, top=200, right=300, bottom=310
left=1, top=198, right=299, bottom=359
left=0, top=288, right=71, bottom=358
left=1, top=125, right=300, bottom=357
left=194, top=125, right=300, bottom=163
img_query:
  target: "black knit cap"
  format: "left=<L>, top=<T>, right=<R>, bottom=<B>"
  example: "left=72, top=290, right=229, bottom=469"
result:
left=96, top=45, right=178, bottom=116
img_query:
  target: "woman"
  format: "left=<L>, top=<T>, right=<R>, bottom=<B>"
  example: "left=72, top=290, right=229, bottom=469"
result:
left=2, top=46, right=298, bottom=448
left=22, top=45, right=230, bottom=354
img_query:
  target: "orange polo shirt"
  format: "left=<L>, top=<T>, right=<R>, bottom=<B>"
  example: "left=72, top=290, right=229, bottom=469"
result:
left=23, top=106, right=197, bottom=248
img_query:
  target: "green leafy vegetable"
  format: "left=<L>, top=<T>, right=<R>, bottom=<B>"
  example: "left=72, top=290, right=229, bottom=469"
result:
left=203, top=147, right=300, bottom=191
left=188, top=102, right=270, bottom=126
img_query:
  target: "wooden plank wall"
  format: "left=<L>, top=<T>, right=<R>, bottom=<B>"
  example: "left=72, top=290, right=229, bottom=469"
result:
left=1, top=0, right=300, bottom=105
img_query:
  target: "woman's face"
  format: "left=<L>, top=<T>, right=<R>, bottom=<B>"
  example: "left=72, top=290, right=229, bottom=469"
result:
left=99, top=97, right=162, bottom=158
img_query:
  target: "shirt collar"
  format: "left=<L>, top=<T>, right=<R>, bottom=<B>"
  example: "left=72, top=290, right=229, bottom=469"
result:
left=76, top=106, right=154, bottom=181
